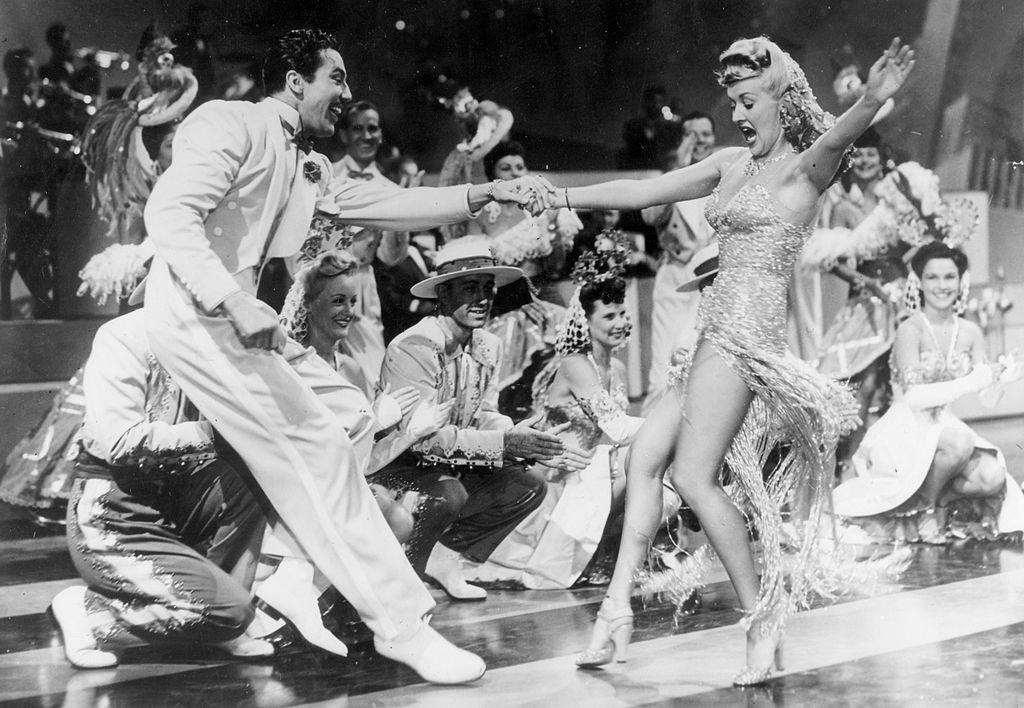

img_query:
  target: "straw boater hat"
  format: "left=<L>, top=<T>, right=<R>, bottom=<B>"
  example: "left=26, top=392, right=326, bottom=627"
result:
left=411, top=237, right=523, bottom=298
left=676, top=241, right=720, bottom=293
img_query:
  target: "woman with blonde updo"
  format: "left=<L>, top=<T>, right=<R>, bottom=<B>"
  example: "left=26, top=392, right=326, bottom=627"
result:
left=553, top=37, right=916, bottom=683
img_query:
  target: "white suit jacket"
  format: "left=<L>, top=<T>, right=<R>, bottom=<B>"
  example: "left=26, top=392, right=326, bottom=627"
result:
left=144, top=97, right=476, bottom=313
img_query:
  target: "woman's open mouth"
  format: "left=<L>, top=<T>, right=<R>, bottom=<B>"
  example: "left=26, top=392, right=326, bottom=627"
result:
left=737, top=124, right=757, bottom=145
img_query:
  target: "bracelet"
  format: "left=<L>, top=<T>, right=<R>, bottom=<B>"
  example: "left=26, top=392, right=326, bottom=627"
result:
left=487, top=179, right=501, bottom=201
left=563, top=186, right=571, bottom=210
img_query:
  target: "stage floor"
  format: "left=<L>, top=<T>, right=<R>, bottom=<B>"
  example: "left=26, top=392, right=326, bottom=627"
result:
left=2, top=418, right=1023, bottom=707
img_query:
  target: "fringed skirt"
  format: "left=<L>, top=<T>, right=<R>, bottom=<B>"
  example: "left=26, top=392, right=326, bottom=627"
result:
left=668, top=323, right=860, bottom=634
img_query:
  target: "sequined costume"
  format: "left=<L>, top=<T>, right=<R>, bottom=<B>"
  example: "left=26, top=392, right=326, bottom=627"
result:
left=0, top=370, right=84, bottom=519
left=65, top=311, right=266, bottom=650
left=833, top=315, right=1024, bottom=542
left=464, top=356, right=643, bottom=588
left=675, top=172, right=858, bottom=631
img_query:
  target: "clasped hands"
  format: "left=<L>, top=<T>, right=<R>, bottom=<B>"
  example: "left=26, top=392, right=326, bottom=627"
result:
left=489, top=175, right=563, bottom=216
left=504, top=413, right=593, bottom=473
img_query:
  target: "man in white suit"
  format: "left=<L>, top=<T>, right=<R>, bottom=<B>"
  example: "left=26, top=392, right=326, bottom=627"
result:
left=138, top=29, right=554, bottom=685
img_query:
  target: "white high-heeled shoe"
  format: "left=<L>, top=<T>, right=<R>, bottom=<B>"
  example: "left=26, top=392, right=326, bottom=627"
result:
left=255, top=558, right=349, bottom=656
left=733, top=619, right=785, bottom=686
left=50, top=586, right=118, bottom=669
left=373, top=618, right=486, bottom=684
left=575, top=596, right=634, bottom=668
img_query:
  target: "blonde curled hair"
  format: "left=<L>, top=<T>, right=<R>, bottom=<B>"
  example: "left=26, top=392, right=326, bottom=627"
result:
left=279, top=249, right=359, bottom=346
left=718, top=36, right=849, bottom=170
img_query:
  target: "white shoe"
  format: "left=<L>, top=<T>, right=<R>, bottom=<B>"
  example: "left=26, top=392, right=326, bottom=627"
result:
left=215, top=634, right=275, bottom=658
left=50, top=586, right=118, bottom=669
left=374, top=619, right=486, bottom=684
left=425, top=545, right=487, bottom=601
left=255, top=558, right=349, bottom=656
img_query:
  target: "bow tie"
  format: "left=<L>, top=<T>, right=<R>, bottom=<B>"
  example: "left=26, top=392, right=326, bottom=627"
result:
left=347, top=170, right=374, bottom=181
left=292, top=134, right=313, bottom=155
left=280, top=118, right=312, bottom=154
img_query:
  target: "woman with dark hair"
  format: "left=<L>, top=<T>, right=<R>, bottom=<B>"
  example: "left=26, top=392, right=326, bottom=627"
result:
left=833, top=241, right=1024, bottom=543
left=465, top=236, right=643, bottom=589
left=552, top=37, right=915, bottom=682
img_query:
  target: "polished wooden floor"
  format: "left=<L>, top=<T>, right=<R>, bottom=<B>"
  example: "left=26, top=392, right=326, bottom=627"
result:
left=3, top=418, right=1023, bottom=707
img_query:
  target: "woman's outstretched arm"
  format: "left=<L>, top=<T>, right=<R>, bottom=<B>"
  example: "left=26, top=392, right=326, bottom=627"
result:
left=801, top=38, right=915, bottom=190
left=557, top=147, right=743, bottom=211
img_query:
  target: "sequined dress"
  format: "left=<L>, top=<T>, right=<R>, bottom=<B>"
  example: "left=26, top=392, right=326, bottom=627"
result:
left=463, top=357, right=642, bottom=589
left=672, top=176, right=858, bottom=631
left=833, top=319, right=1024, bottom=542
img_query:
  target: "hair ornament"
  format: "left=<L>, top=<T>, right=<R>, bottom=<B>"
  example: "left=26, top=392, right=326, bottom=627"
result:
left=556, top=229, right=633, bottom=357
left=570, top=228, right=632, bottom=285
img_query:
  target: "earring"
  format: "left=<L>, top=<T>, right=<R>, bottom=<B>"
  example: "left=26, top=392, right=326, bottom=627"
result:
left=954, top=271, right=970, bottom=316
left=902, top=271, right=922, bottom=313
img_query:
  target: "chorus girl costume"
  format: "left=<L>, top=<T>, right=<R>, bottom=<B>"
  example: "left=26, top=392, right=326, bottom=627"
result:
left=467, top=241, right=643, bottom=588
left=833, top=313, right=1024, bottom=541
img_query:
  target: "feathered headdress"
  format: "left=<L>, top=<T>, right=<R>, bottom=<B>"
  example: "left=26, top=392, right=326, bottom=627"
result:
left=801, top=161, right=978, bottom=272
left=78, top=30, right=197, bottom=242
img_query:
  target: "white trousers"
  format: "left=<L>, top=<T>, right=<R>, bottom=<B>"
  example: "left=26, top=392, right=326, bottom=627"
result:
left=144, top=260, right=433, bottom=640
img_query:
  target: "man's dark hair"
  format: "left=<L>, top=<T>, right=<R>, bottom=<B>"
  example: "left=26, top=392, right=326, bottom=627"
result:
left=262, top=29, right=340, bottom=95
left=682, top=110, right=715, bottom=132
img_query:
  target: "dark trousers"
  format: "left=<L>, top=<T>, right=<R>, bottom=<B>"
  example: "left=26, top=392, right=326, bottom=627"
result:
left=67, top=453, right=266, bottom=649
left=369, top=454, right=547, bottom=572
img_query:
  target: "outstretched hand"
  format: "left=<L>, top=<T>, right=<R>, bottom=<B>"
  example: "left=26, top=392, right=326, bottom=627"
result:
left=864, top=38, right=915, bottom=105
left=504, top=412, right=566, bottom=460
left=492, top=175, right=557, bottom=216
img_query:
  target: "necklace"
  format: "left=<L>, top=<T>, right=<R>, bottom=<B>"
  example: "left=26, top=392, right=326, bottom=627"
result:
left=743, top=149, right=795, bottom=176
left=586, top=352, right=613, bottom=393
left=921, top=313, right=960, bottom=364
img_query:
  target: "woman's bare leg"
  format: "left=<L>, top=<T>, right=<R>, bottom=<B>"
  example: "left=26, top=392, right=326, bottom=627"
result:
left=920, top=425, right=975, bottom=505
left=667, top=342, right=757, bottom=611
left=602, top=393, right=682, bottom=607
left=948, top=450, right=1004, bottom=498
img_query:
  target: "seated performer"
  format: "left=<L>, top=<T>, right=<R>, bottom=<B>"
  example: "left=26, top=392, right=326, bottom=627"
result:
left=50, top=311, right=269, bottom=669
left=833, top=241, right=1024, bottom=542
left=279, top=248, right=452, bottom=528
left=245, top=250, right=453, bottom=657
left=372, top=240, right=589, bottom=600
left=465, top=235, right=644, bottom=589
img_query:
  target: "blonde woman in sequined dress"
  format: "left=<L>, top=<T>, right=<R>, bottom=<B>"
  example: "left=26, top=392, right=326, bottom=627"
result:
left=552, top=37, right=916, bottom=684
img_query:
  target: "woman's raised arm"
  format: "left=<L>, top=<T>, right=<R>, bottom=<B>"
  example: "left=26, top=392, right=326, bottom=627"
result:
left=800, top=38, right=915, bottom=190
